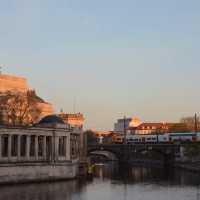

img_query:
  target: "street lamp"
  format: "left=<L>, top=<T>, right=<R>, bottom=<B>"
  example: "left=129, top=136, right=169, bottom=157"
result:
left=123, top=116, right=127, bottom=145
left=195, top=113, right=198, bottom=133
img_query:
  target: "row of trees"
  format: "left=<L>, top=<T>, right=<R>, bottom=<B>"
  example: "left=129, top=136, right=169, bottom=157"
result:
left=180, top=116, right=200, bottom=132
left=84, top=130, right=98, bottom=145
left=0, top=90, right=199, bottom=133
left=168, top=123, right=191, bottom=133
left=169, top=116, right=200, bottom=133
left=0, top=91, right=41, bottom=126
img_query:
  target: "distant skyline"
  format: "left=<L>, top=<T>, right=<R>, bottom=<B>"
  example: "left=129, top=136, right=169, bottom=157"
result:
left=0, top=0, right=200, bottom=130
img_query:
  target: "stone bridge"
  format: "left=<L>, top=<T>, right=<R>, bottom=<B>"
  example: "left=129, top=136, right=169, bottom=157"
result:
left=88, top=143, right=181, bottom=165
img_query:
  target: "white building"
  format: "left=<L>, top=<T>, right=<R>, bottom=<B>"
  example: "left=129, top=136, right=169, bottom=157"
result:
left=114, top=117, right=142, bottom=135
left=0, top=115, right=81, bottom=184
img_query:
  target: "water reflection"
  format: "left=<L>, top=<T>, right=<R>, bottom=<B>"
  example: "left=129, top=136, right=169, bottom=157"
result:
left=0, top=163, right=200, bottom=200
left=0, top=181, right=80, bottom=200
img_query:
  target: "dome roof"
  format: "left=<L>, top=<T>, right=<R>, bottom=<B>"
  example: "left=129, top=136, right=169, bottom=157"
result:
left=38, top=115, right=65, bottom=124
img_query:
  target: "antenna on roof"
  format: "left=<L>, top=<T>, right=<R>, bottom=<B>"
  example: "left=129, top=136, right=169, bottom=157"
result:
left=195, top=113, right=198, bottom=133
left=73, top=97, right=76, bottom=114
left=124, top=116, right=127, bottom=145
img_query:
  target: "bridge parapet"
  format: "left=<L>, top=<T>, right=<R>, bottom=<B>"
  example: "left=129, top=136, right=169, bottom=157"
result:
left=88, top=143, right=181, bottom=163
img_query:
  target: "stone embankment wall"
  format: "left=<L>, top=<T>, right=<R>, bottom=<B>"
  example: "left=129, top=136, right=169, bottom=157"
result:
left=0, top=163, right=78, bottom=184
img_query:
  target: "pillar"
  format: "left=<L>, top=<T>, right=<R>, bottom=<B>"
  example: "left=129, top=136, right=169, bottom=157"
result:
left=64, top=136, right=68, bottom=160
left=55, top=136, right=59, bottom=161
left=67, top=135, right=71, bottom=160
left=17, top=135, right=21, bottom=160
left=35, top=136, right=38, bottom=161
left=51, top=136, right=55, bottom=162
left=43, top=136, right=46, bottom=160
left=8, top=135, right=11, bottom=161
left=26, top=136, right=30, bottom=160
left=0, top=135, right=2, bottom=160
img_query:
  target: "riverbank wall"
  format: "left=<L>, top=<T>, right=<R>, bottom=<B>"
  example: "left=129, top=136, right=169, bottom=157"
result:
left=0, top=162, right=79, bottom=184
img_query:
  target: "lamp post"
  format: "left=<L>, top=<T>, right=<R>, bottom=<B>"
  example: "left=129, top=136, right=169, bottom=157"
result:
left=123, top=116, right=127, bottom=145
left=156, top=130, right=159, bottom=143
left=195, top=113, right=198, bottom=133
left=123, top=116, right=128, bottom=163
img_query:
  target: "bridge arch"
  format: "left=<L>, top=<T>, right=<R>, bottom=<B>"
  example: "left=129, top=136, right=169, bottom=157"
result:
left=89, top=150, right=118, bottom=161
left=88, top=146, right=122, bottom=160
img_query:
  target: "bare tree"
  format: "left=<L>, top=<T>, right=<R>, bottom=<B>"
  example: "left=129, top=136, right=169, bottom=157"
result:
left=180, top=116, right=200, bottom=132
left=0, top=91, right=41, bottom=126
left=168, top=123, right=190, bottom=133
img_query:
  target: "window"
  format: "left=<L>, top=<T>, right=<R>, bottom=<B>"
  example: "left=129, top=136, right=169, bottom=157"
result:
left=11, top=135, right=18, bottom=157
left=20, top=135, right=26, bottom=157
left=2, top=135, right=8, bottom=157
left=30, top=136, right=35, bottom=157
left=59, top=137, right=66, bottom=157
left=38, top=136, right=44, bottom=157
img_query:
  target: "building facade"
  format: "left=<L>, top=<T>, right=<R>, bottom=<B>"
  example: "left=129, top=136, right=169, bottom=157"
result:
left=114, top=117, right=142, bottom=135
left=58, top=113, right=86, bottom=160
left=58, top=113, right=84, bottom=130
left=135, top=123, right=169, bottom=135
left=0, top=115, right=81, bottom=184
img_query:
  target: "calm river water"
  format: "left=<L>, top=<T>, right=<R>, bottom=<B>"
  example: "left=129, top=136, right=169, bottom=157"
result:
left=0, top=163, right=200, bottom=200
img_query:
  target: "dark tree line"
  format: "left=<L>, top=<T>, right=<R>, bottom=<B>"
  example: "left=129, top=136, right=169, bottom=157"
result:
left=180, top=116, right=200, bottom=132
left=84, top=130, right=98, bottom=145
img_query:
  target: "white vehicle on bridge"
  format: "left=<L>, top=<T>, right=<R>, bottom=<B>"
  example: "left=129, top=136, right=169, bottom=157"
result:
left=169, top=132, right=196, bottom=142
left=112, top=132, right=198, bottom=144
left=126, top=134, right=169, bottom=144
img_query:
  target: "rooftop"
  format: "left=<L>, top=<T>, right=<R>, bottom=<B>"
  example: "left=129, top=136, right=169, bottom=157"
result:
left=38, top=115, right=65, bottom=125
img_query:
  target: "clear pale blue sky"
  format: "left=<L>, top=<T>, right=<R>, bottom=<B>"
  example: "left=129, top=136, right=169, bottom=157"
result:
left=0, top=0, right=200, bottom=130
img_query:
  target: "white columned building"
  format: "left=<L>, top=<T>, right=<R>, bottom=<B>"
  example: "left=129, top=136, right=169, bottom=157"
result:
left=0, top=115, right=81, bottom=184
